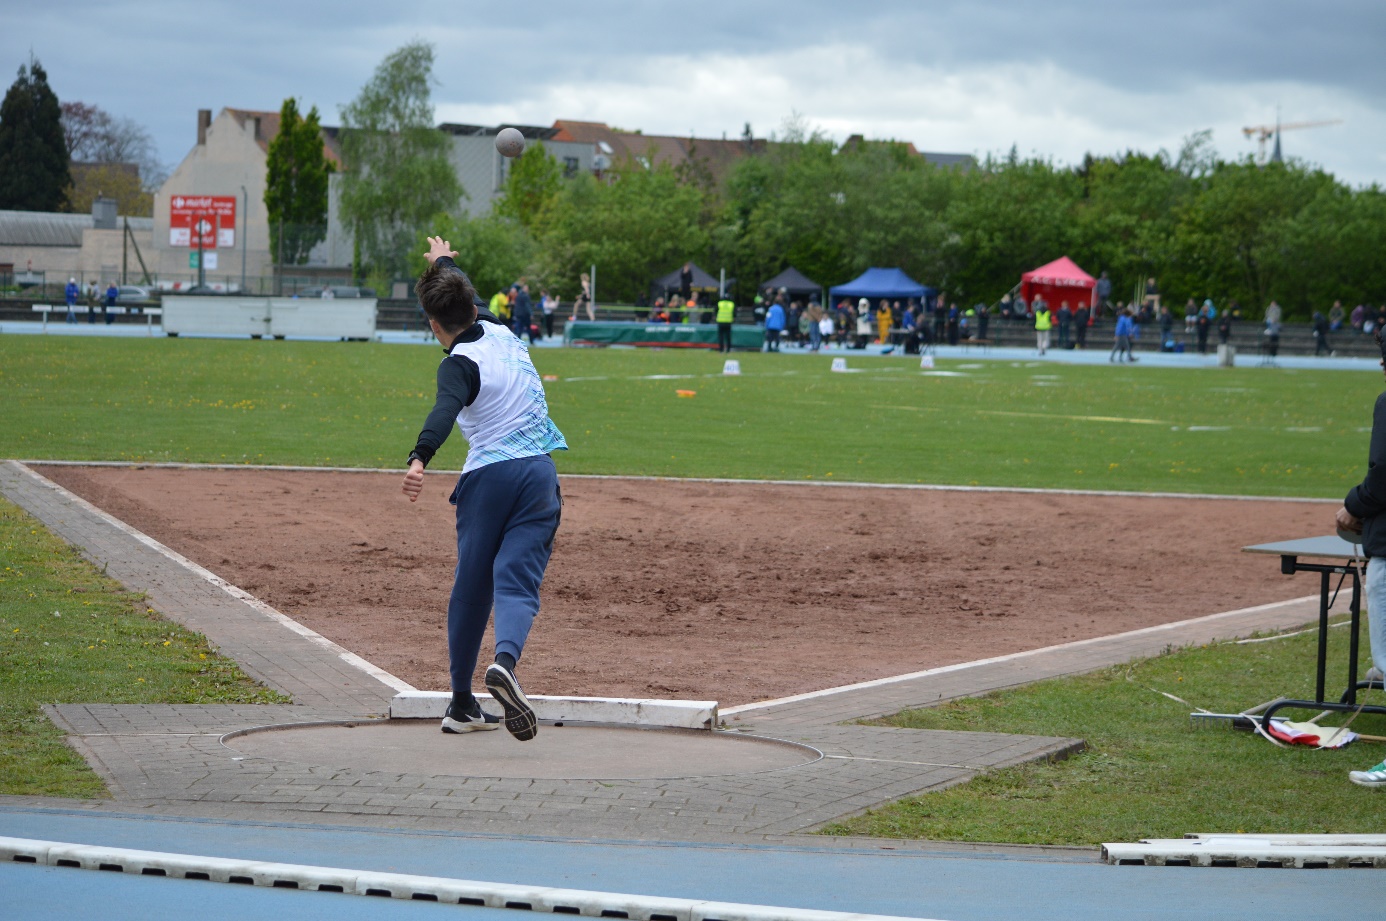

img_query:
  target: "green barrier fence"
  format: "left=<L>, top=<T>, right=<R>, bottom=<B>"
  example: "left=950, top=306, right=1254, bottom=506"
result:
left=563, top=321, right=765, bottom=350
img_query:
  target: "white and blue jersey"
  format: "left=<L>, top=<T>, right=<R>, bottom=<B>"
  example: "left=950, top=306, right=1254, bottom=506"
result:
left=409, top=262, right=566, bottom=473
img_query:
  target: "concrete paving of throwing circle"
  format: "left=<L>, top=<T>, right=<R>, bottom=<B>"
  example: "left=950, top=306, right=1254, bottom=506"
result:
left=224, top=720, right=821, bottom=780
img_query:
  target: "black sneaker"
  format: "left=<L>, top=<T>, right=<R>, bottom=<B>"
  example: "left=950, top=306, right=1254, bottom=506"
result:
left=484, top=663, right=538, bottom=741
left=441, top=697, right=500, bottom=734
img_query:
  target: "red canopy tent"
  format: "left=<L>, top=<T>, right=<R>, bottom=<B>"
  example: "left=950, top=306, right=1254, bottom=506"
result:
left=1020, top=256, right=1096, bottom=311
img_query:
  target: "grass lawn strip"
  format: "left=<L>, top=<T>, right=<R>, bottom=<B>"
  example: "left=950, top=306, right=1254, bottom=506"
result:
left=0, top=496, right=288, bottom=798
left=0, top=336, right=1376, bottom=496
left=821, top=622, right=1386, bottom=845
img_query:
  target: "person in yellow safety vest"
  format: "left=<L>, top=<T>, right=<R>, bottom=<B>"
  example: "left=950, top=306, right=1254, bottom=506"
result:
left=716, top=293, right=736, bottom=353
left=1034, top=299, right=1052, bottom=355
left=490, top=289, right=510, bottom=325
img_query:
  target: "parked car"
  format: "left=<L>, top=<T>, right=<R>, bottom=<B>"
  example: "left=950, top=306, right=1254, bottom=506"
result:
left=115, top=285, right=154, bottom=305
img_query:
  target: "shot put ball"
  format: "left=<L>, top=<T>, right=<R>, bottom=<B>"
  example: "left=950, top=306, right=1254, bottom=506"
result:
left=495, top=127, right=526, bottom=158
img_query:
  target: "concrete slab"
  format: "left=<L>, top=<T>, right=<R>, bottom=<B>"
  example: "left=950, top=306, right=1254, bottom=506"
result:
left=390, top=691, right=718, bottom=730
left=223, top=721, right=819, bottom=781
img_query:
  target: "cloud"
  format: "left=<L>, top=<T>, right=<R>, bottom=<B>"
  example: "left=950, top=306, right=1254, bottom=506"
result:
left=4, top=0, right=1383, bottom=185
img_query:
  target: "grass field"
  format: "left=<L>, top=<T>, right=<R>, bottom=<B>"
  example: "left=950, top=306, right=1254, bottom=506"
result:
left=0, top=335, right=1378, bottom=496
left=2, top=333, right=1383, bottom=825
left=0, top=497, right=287, bottom=797
left=823, top=624, right=1386, bottom=844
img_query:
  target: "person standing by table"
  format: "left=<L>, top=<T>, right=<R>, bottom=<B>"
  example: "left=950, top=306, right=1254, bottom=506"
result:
left=1335, top=328, right=1386, bottom=787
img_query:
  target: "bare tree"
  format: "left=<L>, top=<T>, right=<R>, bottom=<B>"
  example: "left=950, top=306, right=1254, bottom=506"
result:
left=61, top=101, right=167, bottom=190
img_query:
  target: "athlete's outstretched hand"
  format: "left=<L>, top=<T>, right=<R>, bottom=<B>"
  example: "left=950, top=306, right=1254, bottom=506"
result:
left=423, top=236, right=458, bottom=263
left=402, top=458, right=426, bottom=502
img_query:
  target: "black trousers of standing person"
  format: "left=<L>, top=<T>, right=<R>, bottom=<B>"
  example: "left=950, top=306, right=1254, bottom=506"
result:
left=1197, top=326, right=1209, bottom=353
left=1074, top=320, right=1087, bottom=349
left=544, top=313, right=555, bottom=338
left=717, top=322, right=733, bottom=353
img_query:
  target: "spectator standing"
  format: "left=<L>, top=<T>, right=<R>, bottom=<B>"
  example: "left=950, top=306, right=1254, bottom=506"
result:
left=764, top=296, right=786, bottom=351
left=1057, top=302, right=1072, bottom=349
left=540, top=290, right=558, bottom=338
left=1264, top=315, right=1282, bottom=360
left=1159, top=304, right=1174, bottom=350
left=634, top=291, right=649, bottom=322
left=679, top=263, right=693, bottom=304
left=856, top=298, right=874, bottom=349
left=1264, top=300, right=1283, bottom=326
left=1095, top=271, right=1113, bottom=314
left=103, top=281, right=117, bottom=325
left=1034, top=301, right=1052, bottom=355
left=715, top=291, right=735, bottom=353
left=1110, top=308, right=1136, bottom=362
left=946, top=303, right=961, bottom=346
left=977, top=301, right=990, bottom=342
left=64, top=277, right=78, bottom=323
left=1313, top=311, right=1333, bottom=356
left=490, top=288, right=509, bottom=324
left=1072, top=303, right=1088, bottom=349
left=1195, top=304, right=1211, bottom=354
left=1013, top=295, right=1028, bottom=323
left=999, top=293, right=1013, bottom=322
left=805, top=299, right=824, bottom=352
left=85, top=280, right=98, bottom=323
left=513, top=283, right=535, bottom=344
left=1217, top=306, right=1233, bottom=346
left=321, top=284, right=335, bottom=299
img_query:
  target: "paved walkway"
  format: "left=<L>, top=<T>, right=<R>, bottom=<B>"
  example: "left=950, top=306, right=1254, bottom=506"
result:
left=1, top=460, right=1328, bottom=846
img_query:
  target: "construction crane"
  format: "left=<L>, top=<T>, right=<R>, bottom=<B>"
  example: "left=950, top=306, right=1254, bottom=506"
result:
left=1242, top=118, right=1343, bottom=163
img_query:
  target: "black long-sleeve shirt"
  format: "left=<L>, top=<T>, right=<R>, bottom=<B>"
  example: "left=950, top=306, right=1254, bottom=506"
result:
left=407, top=257, right=504, bottom=468
left=1345, top=391, right=1386, bottom=557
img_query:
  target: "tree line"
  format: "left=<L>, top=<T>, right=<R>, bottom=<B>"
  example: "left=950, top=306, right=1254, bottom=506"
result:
left=0, top=56, right=165, bottom=217
left=451, top=125, right=1386, bottom=322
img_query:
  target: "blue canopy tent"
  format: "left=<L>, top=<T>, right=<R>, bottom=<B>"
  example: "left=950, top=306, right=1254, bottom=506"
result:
left=828, top=268, right=935, bottom=308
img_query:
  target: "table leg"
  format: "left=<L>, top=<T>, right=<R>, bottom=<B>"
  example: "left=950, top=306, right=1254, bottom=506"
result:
left=1316, top=570, right=1330, bottom=705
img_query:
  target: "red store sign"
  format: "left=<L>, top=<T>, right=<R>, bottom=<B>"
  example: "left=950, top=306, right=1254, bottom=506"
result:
left=169, top=195, right=237, bottom=248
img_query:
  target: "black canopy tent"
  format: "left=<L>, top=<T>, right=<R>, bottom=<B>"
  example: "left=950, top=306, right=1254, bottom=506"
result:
left=759, top=266, right=822, bottom=300
left=652, top=262, right=724, bottom=296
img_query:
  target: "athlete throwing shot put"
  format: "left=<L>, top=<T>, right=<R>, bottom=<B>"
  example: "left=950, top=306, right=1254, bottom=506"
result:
left=403, top=235, right=567, bottom=741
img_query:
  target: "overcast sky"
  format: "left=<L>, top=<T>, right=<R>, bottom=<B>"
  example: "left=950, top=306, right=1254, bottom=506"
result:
left=6, top=1, right=1384, bottom=186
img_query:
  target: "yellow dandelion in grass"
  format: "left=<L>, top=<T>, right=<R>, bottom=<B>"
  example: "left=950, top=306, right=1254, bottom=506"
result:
left=162, top=640, right=171, bottom=647
left=137, top=677, right=145, bottom=683
left=199, top=653, right=206, bottom=660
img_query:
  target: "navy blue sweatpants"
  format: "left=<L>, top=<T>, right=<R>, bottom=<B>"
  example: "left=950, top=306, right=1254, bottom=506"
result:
left=446, top=453, right=562, bottom=693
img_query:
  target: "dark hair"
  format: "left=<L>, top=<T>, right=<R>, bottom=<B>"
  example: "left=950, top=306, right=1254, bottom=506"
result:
left=1375, top=327, right=1386, bottom=363
left=416, top=261, right=478, bottom=333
